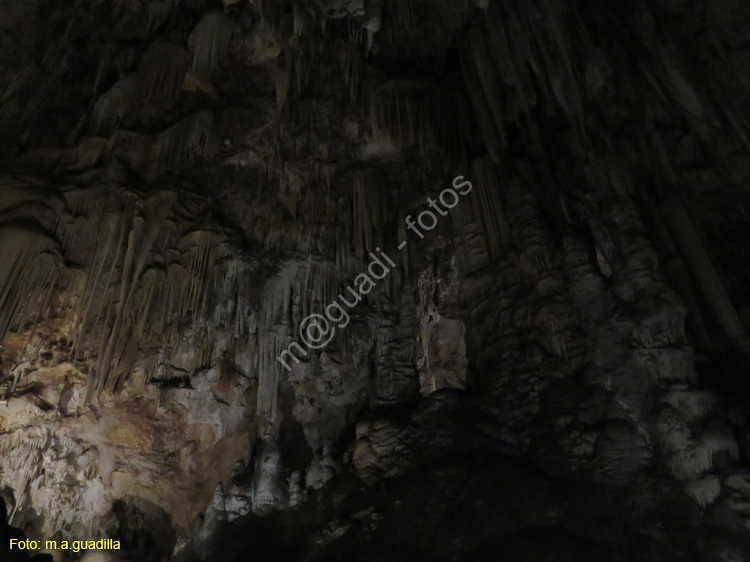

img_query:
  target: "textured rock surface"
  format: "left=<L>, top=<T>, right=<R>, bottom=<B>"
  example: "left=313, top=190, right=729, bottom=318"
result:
left=1, top=0, right=750, bottom=561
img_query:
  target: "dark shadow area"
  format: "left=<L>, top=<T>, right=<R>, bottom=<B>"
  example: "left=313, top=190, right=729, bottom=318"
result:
left=0, top=498, right=53, bottom=562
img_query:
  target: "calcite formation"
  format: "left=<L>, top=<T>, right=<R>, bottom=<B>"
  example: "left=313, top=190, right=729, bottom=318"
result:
left=1, top=0, right=750, bottom=561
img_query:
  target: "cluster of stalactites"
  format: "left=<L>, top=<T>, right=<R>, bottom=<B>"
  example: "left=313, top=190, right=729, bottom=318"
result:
left=0, top=182, right=258, bottom=403
left=458, top=0, right=584, bottom=164
left=254, top=259, right=345, bottom=420
left=0, top=222, right=63, bottom=347
left=370, top=80, right=472, bottom=163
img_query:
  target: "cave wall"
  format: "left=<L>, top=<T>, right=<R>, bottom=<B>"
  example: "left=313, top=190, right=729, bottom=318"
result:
left=1, top=0, right=750, bottom=560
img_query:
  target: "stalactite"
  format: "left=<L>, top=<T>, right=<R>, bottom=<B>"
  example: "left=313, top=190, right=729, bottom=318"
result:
left=91, top=221, right=140, bottom=398
left=711, top=75, right=750, bottom=152
left=382, top=0, right=415, bottom=42
left=696, top=427, right=739, bottom=465
left=595, top=423, right=652, bottom=485
left=469, top=156, right=511, bottom=259
left=535, top=0, right=584, bottom=132
left=18, top=262, right=58, bottom=358
left=188, top=12, right=239, bottom=79
left=0, top=224, right=62, bottom=342
left=451, top=202, right=491, bottom=276
left=352, top=169, right=385, bottom=256
left=293, top=51, right=306, bottom=96
left=505, top=9, right=540, bottom=79
left=257, top=330, right=286, bottom=421
left=89, top=76, right=135, bottom=135
left=662, top=389, right=716, bottom=424
left=686, top=477, right=721, bottom=509
left=458, top=33, right=504, bottom=164
left=370, top=81, right=462, bottom=161
left=155, top=111, right=219, bottom=168
left=276, top=52, right=291, bottom=115
left=536, top=271, right=563, bottom=297
left=107, top=0, right=144, bottom=25
left=587, top=217, right=618, bottom=272
left=0, top=256, right=29, bottom=338
left=467, top=29, right=506, bottom=152
left=135, top=42, right=190, bottom=108
left=293, top=2, right=312, bottom=37
left=518, top=245, right=552, bottom=285
left=485, top=3, right=533, bottom=119
left=652, top=47, right=711, bottom=143
left=347, top=17, right=363, bottom=45
left=343, top=43, right=362, bottom=103
left=632, top=347, right=697, bottom=384
left=662, top=197, right=746, bottom=344
left=145, top=1, right=173, bottom=33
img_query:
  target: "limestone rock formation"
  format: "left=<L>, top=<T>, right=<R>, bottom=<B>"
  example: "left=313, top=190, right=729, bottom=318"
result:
left=1, top=0, right=750, bottom=561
